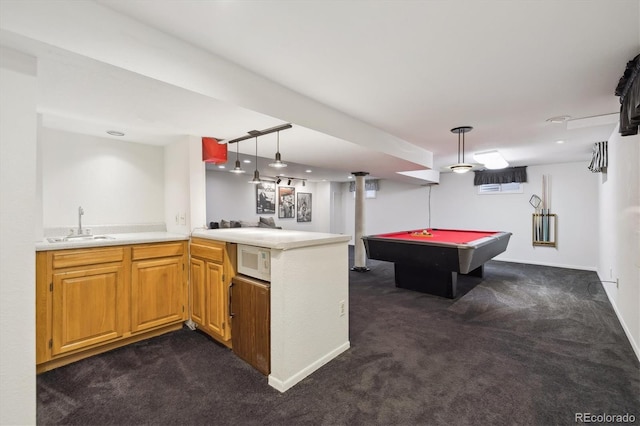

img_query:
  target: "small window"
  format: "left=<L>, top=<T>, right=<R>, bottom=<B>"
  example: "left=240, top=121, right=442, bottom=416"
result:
left=478, top=182, right=523, bottom=194
left=353, top=190, right=377, bottom=199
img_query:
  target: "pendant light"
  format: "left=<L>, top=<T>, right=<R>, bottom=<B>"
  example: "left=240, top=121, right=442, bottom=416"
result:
left=268, top=131, right=287, bottom=168
left=448, top=126, right=474, bottom=174
left=249, top=136, right=261, bottom=184
left=230, top=141, right=245, bottom=174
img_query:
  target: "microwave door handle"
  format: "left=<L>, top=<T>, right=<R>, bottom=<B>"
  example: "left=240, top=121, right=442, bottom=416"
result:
left=228, top=281, right=234, bottom=318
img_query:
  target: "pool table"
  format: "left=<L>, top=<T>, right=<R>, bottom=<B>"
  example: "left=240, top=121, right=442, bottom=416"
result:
left=362, top=228, right=511, bottom=298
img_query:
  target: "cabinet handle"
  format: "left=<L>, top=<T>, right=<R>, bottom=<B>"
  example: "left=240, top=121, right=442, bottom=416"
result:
left=228, top=281, right=234, bottom=318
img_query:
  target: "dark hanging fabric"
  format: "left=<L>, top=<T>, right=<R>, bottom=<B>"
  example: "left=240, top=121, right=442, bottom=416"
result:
left=587, top=141, right=608, bottom=173
left=473, top=166, right=527, bottom=186
left=615, top=54, right=640, bottom=136
left=349, top=179, right=379, bottom=192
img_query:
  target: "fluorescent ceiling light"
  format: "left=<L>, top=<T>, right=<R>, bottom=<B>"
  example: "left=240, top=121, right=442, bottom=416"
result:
left=473, top=150, right=509, bottom=170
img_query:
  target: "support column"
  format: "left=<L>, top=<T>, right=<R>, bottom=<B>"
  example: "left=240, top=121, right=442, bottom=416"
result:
left=351, top=171, right=370, bottom=272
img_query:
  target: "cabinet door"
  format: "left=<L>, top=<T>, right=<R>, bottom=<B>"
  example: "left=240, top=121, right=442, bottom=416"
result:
left=232, top=276, right=270, bottom=375
left=205, top=261, right=228, bottom=341
left=131, top=257, right=185, bottom=333
left=190, top=257, right=206, bottom=327
left=52, top=264, right=125, bottom=356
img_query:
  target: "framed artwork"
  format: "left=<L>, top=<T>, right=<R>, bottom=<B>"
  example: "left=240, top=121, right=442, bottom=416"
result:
left=297, top=192, right=312, bottom=222
left=278, top=186, right=295, bottom=218
left=256, top=182, right=276, bottom=214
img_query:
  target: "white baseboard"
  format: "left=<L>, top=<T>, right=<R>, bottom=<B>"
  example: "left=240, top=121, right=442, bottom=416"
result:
left=493, top=257, right=597, bottom=272
left=268, top=341, right=350, bottom=393
left=598, top=272, right=640, bottom=362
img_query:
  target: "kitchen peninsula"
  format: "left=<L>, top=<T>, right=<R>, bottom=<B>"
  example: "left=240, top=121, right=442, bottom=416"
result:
left=191, top=228, right=351, bottom=392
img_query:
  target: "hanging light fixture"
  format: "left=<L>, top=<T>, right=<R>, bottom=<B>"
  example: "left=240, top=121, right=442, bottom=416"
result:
left=230, top=141, right=245, bottom=174
left=249, top=136, right=261, bottom=184
left=268, top=131, right=288, bottom=168
left=448, top=126, right=474, bottom=174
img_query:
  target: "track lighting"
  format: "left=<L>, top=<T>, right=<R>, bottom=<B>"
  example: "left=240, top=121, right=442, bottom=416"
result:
left=269, top=131, right=288, bottom=168
left=249, top=136, right=261, bottom=184
left=287, top=179, right=292, bottom=186
left=276, top=178, right=282, bottom=184
left=230, top=141, right=245, bottom=174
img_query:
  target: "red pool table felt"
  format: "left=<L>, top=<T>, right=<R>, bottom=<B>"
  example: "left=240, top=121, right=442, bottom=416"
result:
left=377, top=229, right=498, bottom=245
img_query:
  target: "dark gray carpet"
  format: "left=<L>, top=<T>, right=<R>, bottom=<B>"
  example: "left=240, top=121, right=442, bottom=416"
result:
left=37, top=257, right=639, bottom=425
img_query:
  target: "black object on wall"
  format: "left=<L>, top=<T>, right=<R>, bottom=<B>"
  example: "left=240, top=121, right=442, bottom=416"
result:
left=615, top=53, right=640, bottom=136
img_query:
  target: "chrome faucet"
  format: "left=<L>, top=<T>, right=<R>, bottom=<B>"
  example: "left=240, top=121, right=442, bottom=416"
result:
left=77, top=206, right=84, bottom=235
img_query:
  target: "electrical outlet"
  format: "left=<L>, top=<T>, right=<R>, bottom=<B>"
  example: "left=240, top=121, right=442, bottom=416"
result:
left=180, top=213, right=186, bottom=226
left=339, top=300, right=345, bottom=317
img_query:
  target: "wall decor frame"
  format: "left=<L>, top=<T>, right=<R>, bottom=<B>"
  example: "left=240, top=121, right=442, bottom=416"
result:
left=297, top=192, right=312, bottom=222
left=278, top=186, right=295, bottom=218
left=256, top=182, right=276, bottom=214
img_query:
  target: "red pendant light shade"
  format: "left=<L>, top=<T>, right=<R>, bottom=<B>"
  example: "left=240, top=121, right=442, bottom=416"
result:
left=202, top=137, right=227, bottom=164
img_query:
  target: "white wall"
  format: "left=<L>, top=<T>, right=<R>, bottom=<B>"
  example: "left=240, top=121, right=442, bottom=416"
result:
left=432, top=162, right=599, bottom=269
left=164, top=136, right=206, bottom=235
left=0, top=46, right=37, bottom=425
left=343, top=162, right=599, bottom=270
left=41, top=128, right=165, bottom=228
left=342, top=179, right=431, bottom=243
left=205, top=170, right=329, bottom=232
left=598, top=126, right=639, bottom=359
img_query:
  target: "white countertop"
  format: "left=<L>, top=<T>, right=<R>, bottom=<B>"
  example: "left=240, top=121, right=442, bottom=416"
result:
left=191, top=228, right=351, bottom=250
left=35, top=232, right=189, bottom=251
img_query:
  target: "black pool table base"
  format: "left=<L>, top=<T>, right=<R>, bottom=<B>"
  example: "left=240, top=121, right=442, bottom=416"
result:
left=394, top=263, right=485, bottom=299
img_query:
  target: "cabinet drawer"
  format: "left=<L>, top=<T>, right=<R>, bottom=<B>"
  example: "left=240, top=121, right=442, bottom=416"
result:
left=52, top=247, right=125, bottom=269
left=132, top=242, right=185, bottom=260
left=190, top=241, right=224, bottom=263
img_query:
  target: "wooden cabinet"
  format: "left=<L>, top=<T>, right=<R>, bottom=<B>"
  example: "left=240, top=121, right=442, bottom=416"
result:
left=36, top=241, right=188, bottom=373
left=50, top=249, right=127, bottom=356
left=189, top=238, right=235, bottom=346
left=131, top=243, right=186, bottom=333
left=231, top=275, right=270, bottom=375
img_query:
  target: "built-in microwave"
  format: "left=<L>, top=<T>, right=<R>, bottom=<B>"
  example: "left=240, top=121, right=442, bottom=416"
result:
left=237, top=244, right=271, bottom=282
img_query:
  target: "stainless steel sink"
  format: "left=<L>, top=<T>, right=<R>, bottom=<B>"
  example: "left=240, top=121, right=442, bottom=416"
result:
left=47, top=235, right=116, bottom=243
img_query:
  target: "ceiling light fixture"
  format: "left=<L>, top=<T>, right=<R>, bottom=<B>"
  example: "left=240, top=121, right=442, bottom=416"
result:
left=106, top=130, right=125, bottom=136
left=230, top=141, right=245, bottom=174
left=473, top=150, right=509, bottom=170
left=268, top=131, right=287, bottom=168
left=249, top=136, right=261, bottom=184
left=546, top=115, right=571, bottom=124
left=448, top=126, right=474, bottom=174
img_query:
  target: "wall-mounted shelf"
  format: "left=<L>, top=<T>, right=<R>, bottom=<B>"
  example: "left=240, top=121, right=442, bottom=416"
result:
left=532, top=213, right=557, bottom=247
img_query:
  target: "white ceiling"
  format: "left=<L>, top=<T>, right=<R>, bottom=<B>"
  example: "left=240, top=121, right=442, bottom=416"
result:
left=2, top=0, right=638, bottom=183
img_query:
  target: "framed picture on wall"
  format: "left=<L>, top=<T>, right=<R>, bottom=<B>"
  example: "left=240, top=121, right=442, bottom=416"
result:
left=278, top=186, right=295, bottom=218
left=256, top=182, right=276, bottom=214
left=297, top=192, right=312, bottom=222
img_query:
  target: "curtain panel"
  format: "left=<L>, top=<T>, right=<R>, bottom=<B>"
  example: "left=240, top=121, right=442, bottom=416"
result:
left=473, top=166, right=527, bottom=186
left=615, top=54, right=640, bottom=136
left=349, top=179, right=379, bottom=192
left=588, top=141, right=608, bottom=173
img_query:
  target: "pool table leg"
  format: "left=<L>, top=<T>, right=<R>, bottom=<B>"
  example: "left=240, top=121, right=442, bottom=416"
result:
left=467, top=264, right=485, bottom=278
left=393, top=264, right=458, bottom=299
